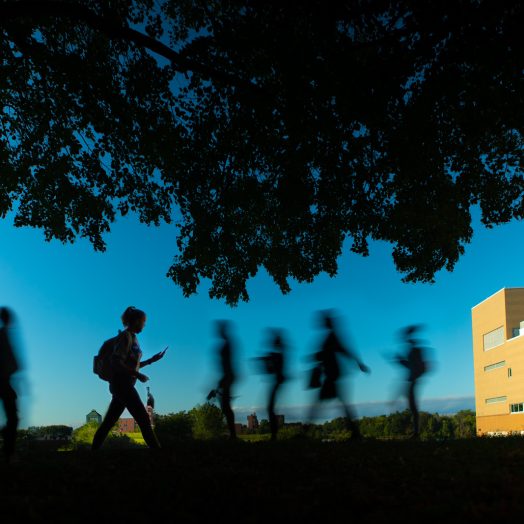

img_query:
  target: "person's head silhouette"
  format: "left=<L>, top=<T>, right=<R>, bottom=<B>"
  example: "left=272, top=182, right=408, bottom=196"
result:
left=0, top=307, right=14, bottom=328
left=216, top=320, right=231, bottom=340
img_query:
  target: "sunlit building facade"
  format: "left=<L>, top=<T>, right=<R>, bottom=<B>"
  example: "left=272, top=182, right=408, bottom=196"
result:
left=472, top=288, right=524, bottom=435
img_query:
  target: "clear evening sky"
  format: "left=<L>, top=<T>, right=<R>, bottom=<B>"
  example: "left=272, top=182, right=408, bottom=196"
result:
left=0, top=208, right=518, bottom=428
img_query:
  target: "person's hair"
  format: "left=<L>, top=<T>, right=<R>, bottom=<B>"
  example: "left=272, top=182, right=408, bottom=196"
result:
left=121, top=306, right=146, bottom=327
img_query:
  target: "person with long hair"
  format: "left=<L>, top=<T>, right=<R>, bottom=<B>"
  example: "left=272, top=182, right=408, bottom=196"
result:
left=92, top=306, right=165, bottom=450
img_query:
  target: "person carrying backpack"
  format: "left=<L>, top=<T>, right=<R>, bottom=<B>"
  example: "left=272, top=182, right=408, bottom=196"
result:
left=92, top=306, right=166, bottom=450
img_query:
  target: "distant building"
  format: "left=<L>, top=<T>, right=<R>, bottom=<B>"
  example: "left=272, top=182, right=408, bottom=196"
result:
left=117, top=418, right=138, bottom=433
left=472, top=288, right=524, bottom=435
left=247, top=413, right=259, bottom=430
left=86, top=409, right=102, bottom=425
left=146, top=387, right=155, bottom=427
left=234, top=423, right=245, bottom=435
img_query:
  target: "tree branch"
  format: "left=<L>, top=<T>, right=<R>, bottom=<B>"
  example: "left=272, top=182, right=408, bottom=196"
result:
left=0, top=0, right=264, bottom=95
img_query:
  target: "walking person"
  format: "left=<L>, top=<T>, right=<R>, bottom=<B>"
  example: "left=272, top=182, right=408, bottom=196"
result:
left=257, top=329, right=288, bottom=441
left=92, top=306, right=166, bottom=450
left=308, top=310, right=370, bottom=439
left=0, top=307, right=20, bottom=462
left=394, top=325, right=429, bottom=440
left=207, top=320, right=237, bottom=439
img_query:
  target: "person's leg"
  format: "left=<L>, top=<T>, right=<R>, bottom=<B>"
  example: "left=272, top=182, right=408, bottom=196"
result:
left=408, top=381, right=419, bottom=437
left=338, top=384, right=361, bottom=439
left=268, top=383, right=278, bottom=440
left=0, top=382, right=19, bottom=459
left=92, top=396, right=125, bottom=450
left=123, top=386, right=161, bottom=449
left=220, top=386, right=236, bottom=439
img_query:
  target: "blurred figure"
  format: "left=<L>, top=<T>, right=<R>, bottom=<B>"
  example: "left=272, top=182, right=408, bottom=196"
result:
left=0, top=307, right=20, bottom=462
left=256, top=329, right=288, bottom=441
left=394, top=325, right=430, bottom=440
left=308, top=310, right=370, bottom=439
left=207, top=320, right=237, bottom=439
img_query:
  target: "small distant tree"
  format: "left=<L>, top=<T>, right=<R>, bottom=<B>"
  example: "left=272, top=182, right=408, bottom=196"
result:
left=257, top=419, right=271, bottom=435
left=438, top=416, right=455, bottom=440
left=28, top=425, right=74, bottom=440
left=454, top=410, right=476, bottom=439
left=360, top=415, right=388, bottom=439
left=154, top=412, right=193, bottom=444
left=385, top=411, right=413, bottom=438
left=277, top=425, right=305, bottom=440
left=71, top=422, right=100, bottom=448
left=189, top=403, right=227, bottom=440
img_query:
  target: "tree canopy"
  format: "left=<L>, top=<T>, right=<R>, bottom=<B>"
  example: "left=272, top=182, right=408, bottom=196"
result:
left=2, top=0, right=524, bottom=303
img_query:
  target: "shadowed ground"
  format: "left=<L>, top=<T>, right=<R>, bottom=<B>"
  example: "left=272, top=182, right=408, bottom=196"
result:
left=1, top=438, right=523, bottom=522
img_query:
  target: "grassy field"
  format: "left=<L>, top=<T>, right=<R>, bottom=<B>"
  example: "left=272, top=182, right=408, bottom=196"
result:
left=123, top=432, right=146, bottom=445
left=2, top=437, right=524, bottom=522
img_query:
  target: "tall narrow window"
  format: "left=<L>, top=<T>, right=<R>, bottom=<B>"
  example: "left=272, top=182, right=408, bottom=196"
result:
left=508, top=368, right=513, bottom=378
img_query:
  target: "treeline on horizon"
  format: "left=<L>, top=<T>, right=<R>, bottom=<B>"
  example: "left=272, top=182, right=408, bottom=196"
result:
left=13, top=406, right=477, bottom=445
left=153, top=405, right=477, bottom=441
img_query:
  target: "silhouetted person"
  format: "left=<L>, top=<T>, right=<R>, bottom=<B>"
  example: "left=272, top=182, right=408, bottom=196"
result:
left=207, top=320, right=237, bottom=439
left=92, top=306, right=166, bottom=450
left=257, top=329, right=288, bottom=441
left=394, top=325, right=429, bottom=440
left=0, top=307, right=19, bottom=462
left=308, top=311, right=370, bottom=439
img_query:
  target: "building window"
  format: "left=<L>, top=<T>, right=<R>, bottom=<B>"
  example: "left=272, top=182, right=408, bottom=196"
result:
left=510, top=402, right=524, bottom=413
left=484, top=360, right=506, bottom=372
left=513, top=328, right=521, bottom=338
left=508, top=368, right=513, bottom=378
left=483, top=327, right=504, bottom=351
left=485, top=396, right=507, bottom=404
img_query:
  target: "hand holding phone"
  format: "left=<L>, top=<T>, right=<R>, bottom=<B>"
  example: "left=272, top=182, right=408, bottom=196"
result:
left=151, top=346, right=168, bottom=363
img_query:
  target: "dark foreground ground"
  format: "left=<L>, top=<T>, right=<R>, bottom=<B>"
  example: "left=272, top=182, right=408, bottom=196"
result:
left=1, top=438, right=524, bottom=522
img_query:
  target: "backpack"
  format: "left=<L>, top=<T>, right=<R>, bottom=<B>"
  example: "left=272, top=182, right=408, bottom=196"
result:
left=93, top=332, right=122, bottom=381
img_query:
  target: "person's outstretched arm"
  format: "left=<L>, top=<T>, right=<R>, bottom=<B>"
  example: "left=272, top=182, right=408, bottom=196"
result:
left=339, top=340, right=370, bottom=374
left=140, top=348, right=167, bottom=368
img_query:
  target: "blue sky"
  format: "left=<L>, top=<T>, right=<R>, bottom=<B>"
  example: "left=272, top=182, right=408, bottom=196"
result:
left=1, top=208, right=521, bottom=428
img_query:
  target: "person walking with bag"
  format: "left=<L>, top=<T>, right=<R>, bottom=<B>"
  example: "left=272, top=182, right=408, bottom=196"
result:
left=308, top=310, right=370, bottom=439
left=92, top=306, right=166, bottom=450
